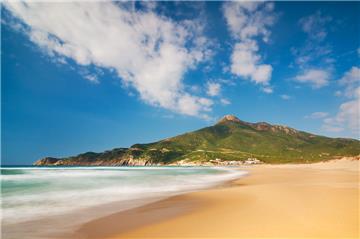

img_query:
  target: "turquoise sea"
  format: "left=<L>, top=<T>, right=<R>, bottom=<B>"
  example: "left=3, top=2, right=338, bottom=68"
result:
left=1, top=166, right=246, bottom=235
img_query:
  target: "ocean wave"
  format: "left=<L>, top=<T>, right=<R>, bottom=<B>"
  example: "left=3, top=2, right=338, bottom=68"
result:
left=2, top=167, right=246, bottom=225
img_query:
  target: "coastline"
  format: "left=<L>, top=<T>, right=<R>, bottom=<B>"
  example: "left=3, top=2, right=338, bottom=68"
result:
left=75, top=158, right=359, bottom=239
left=1, top=167, right=244, bottom=239
left=70, top=169, right=243, bottom=239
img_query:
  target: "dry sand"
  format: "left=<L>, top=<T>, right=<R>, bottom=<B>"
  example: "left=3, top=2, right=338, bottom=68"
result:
left=76, top=159, right=359, bottom=239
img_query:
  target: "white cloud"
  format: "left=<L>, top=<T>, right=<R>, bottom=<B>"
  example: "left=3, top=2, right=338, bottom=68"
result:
left=322, top=99, right=359, bottom=134
left=262, top=86, right=273, bottom=94
left=334, top=90, right=342, bottom=97
left=223, top=2, right=275, bottom=87
left=230, top=41, right=273, bottom=85
left=223, top=2, right=275, bottom=42
left=253, top=64, right=273, bottom=84
left=306, top=112, right=329, bottom=119
left=323, top=67, right=360, bottom=136
left=189, top=85, right=201, bottom=94
left=294, top=69, right=330, bottom=88
left=339, top=66, right=360, bottom=97
left=84, top=74, right=99, bottom=84
left=280, top=94, right=290, bottom=100
left=321, top=124, right=344, bottom=133
left=299, top=11, right=332, bottom=42
left=3, top=2, right=213, bottom=118
left=292, top=12, right=333, bottom=86
left=220, top=98, right=231, bottom=105
left=177, top=94, right=213, bottom=117
left=206, top=82, right=221, bottom=97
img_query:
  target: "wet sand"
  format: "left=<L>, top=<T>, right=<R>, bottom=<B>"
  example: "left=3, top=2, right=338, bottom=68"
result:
left=76, top=159, right=359, bottom=239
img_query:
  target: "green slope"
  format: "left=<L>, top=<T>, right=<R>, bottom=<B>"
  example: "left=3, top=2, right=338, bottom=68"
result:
left=34, top=115, right=360, bottom=165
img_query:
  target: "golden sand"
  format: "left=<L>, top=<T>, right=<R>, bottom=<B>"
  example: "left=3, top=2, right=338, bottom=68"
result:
left=76, top=159, right=359, bottom=239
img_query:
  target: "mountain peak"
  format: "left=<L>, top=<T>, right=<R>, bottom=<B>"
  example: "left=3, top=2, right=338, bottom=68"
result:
left=33, top=113, right=360, bottom=166
left=216, top=116, right=299, bottom=134
left=217, top=115, right=242, bottom=124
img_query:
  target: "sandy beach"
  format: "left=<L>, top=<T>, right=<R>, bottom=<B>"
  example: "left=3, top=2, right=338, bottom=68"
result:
left=75, top=159, right=359, bottom=239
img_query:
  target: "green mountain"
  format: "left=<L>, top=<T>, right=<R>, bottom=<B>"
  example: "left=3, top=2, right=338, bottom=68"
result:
left=34, top=115, right=360, bottom=166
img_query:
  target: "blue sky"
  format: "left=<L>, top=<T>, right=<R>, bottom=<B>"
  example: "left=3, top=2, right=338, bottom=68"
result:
left=2, top=1, right=359, bottom=165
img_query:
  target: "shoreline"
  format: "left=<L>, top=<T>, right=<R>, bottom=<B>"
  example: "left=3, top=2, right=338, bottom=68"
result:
left=2, top=167, right=245, bottom=239
left=73, top=175, right=242, bottom=239
left=1, top=166, right=246, bottom=239
left=75, top=158, right=359, bottom=239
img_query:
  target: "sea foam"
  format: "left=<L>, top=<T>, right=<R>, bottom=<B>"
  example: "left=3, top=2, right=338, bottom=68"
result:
left=1, top=166, right=247, bottom=226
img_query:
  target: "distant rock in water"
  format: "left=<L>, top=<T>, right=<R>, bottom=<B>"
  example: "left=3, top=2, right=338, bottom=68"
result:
left=33, top=115, right=360, bottom=166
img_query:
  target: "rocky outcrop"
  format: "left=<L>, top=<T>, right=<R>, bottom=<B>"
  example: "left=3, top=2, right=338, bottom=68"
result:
left=217, top=115, right=243, bottom=124
left=34, top=157, right=61, bottom=166
left=33, top=152, right=264, bottom=167
left=217, top=115, right=298, bottom=135
left=34, top=157, right=151, bottom=166
left=34, top=154, right=154, bottom=166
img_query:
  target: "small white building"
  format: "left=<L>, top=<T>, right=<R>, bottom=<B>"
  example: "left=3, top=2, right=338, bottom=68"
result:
left=244, top=158, right=261, bottom=164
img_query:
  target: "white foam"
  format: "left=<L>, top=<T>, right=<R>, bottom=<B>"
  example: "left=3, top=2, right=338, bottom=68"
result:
left=1, top=167, right=247, bottom=225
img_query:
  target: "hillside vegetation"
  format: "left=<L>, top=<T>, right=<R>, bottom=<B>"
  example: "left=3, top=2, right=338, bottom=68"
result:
left=34, top=115, right=360, bottom=166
